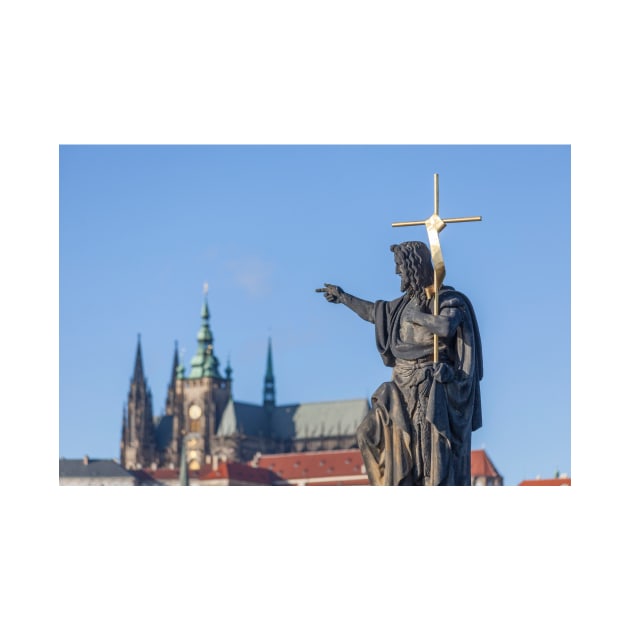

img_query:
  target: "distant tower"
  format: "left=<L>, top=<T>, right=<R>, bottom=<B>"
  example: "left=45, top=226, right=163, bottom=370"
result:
left=263, top=338, right=276, bottom=410
left=121, top=335, right=156, bottom=469
left=262, top=337, right=276, bottom=442
left=165, top=341, right=180, bottom=416
left=225, top=357, right=233, bottom=389
left=165, top=286, right=232, bottom=467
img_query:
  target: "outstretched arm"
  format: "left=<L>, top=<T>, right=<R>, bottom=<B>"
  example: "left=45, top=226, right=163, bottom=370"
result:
left=316, top=284, right=375, bottom=323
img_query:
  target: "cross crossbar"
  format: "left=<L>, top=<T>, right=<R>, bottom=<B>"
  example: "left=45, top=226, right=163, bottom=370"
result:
left=392, top=173, right=481, bottom=361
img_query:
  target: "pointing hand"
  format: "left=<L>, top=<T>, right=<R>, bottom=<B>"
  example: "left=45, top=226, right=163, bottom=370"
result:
left=315, top=283, right=344, bottom=304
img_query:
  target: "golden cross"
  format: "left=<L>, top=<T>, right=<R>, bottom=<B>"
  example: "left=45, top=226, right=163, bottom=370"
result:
left=392, top=173, right=481, bottom=362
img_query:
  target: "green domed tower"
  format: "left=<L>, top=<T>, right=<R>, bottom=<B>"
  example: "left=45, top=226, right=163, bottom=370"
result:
left=164, top=286, right=232, bottom=469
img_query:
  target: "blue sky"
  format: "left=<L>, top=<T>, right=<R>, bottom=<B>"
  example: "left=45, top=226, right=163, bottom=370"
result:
left=60, top=144, right=570, bottom=486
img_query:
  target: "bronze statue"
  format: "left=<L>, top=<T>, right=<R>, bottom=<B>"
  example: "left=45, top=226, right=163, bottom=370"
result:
left=317, top=240, right=483, bottom=486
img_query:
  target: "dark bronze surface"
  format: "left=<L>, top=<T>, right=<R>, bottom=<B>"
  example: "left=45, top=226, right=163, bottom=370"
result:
left=317, top=240, right=483, bottom=486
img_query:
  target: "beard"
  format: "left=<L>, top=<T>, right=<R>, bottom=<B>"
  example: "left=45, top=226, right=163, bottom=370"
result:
left=404, top=281, right=431, bottom=311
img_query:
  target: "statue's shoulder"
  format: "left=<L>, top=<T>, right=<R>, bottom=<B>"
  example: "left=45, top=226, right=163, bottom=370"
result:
left=440, top=286, right=467, bottom=304
left=440, top=287, right=478, bottom=318
left=375, top=293, right=407, bottom=311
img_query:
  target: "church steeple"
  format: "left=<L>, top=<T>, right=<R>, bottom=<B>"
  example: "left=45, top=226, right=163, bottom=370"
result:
left=165, top=341, right=181, bottom=415
left=133, top=334, right=145, bottom=383
left=189, top=285, right=220, bottom=379
left=263, top=337, right=276, bottom=409
left=121, top=334, right=155, bottom=469
left=170, top=341, right=179, bottom=385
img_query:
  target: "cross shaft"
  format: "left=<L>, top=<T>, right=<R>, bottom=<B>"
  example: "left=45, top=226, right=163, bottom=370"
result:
left=392, top=173, right=481, bottom=361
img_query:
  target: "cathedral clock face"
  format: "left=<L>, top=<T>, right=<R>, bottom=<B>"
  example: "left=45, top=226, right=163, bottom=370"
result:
left=188, top=403, right=202, bottom=420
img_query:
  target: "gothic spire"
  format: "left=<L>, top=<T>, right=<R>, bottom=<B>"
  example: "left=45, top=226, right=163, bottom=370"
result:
left=263, top=337, right=276, bottom=408
left=123, top=334, right=155, bottom=469
left=170, top=341, right=179, bottom=385
left=133, top=334, right=145, bottom=384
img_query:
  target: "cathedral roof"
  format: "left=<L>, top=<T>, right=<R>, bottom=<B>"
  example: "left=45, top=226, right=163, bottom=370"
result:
left=216, top=398, right=369, bottom=439
left=273, top=399, right=369, bottom=440
left=216, top=400, right=266, bottom=436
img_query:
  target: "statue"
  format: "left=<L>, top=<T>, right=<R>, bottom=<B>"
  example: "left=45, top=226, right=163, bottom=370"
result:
left=316, top=174, right=483, bottom=486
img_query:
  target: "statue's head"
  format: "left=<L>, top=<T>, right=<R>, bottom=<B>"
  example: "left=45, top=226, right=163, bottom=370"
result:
left=390, top=241, right=434, bottom=297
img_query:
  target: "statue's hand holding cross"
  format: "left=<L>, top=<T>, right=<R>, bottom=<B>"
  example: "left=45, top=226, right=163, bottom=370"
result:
left=392, top=173, right=481, bottom=361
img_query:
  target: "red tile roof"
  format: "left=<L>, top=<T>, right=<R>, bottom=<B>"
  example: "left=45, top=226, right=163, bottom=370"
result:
left=198, top=461, right=280, bottom=483
left=518, top=478, right=571, bottom=486
left=140, top=461, right=281, bottom=484
left=137, top=448, right=502, bottom=486
left=470, top=449, right=501, bottom=478
left=256, top=448, right=502, bottom=485
left=255, top=449, right=367, bottom=484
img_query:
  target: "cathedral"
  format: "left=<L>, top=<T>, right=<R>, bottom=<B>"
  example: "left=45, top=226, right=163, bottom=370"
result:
left=120, top=291, right=368, bottom=471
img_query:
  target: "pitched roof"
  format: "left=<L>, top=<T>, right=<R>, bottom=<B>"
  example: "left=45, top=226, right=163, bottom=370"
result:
left=470, top=449, right=502, bottom=478
left=199, top=461, right=281, bottom=484
left=136, top=461, right=281, bottom=484
left=518, top=477, right=571, bottom=486
left=59, top=458, right=133, bottom=478
left=217, top=400, right=267, bottom=436
left=253, top=449, right=502, bottom=485
left=272, top=399, right=369, bottom=440
left=85, top=448, right=504, bottom=486
left=216, top=398, right=370, bottom=440
left=255, top=449, right=368, bottom=484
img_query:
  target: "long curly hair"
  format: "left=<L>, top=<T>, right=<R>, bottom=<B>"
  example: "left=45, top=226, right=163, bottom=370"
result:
left=390, top=241, right=434, bottom=298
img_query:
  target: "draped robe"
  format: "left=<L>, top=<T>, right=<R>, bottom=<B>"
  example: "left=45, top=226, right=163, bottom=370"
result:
left=356, top=287, right=483, bottom=486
